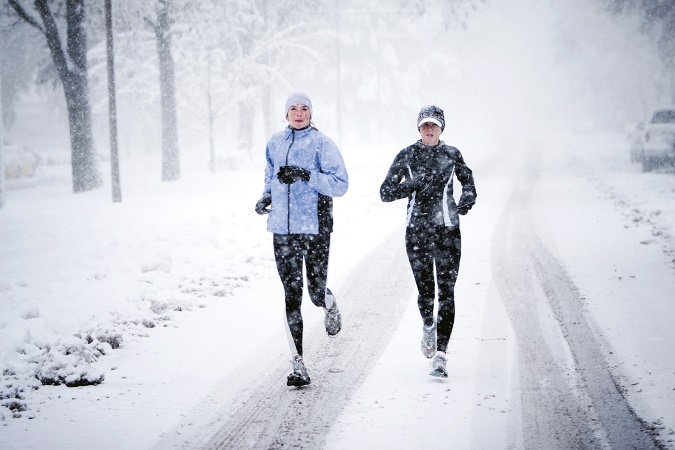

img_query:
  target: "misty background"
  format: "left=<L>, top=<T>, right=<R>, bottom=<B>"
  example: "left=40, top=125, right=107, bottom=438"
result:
left=0, top=0, right=673, bottom=196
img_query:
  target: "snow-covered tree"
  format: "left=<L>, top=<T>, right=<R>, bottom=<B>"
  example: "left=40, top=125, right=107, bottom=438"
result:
left=0, top=5, right=46, bottom=132
left=603, top=0, right=675, bottom=103
left=320, top=0, right=486, bottom=144
left=173, top=0, right=326, bottom=168
left=146, top=0, right=180, bottom=182
left=88, top=0, right=181, bottom=181
left=2, top=0, right=499, bottom=183
left=8, top=0, right=101, bottom=193
left=86, top=2, right=161, bottom=160
left=547, top=1, right=665, bottom=126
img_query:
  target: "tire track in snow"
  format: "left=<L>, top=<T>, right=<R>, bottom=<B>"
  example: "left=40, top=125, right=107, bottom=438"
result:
left=492, top=156, right=661, bottom=449
left=191, top=229, right=416, bottom=449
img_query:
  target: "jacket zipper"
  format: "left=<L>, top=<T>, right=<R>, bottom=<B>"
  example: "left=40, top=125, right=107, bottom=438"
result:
left=285, top=129, right=295, bottom=234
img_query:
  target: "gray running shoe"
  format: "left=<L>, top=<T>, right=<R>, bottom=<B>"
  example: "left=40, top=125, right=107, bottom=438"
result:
left=420, top=322, right=437, bottom=359
left=287, top=355, right=311, bottom=387
left=430, top=351, right=448, bottom=378
left=324, top=289, right=341, bottom=337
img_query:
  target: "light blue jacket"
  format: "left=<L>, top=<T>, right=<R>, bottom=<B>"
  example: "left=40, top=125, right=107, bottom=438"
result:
left=262, top=126, right=349, bottom=235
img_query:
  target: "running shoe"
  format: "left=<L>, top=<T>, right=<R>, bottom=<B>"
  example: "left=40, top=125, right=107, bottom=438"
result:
left=421, top=322, right=437, bottom=359
left=430, top=351, right=448, bottom=378
left=324, top=289, right=342, bottom=337
left=287, top=355, right=311, bottom=387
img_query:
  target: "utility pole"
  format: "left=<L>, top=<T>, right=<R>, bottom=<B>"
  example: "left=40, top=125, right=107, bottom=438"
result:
left=105, top=0, right=122, bottom=202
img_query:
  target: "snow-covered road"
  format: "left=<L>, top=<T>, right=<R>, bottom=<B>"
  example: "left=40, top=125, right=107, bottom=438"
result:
left=2, top=132, right=675, bottom=449
left=493, top=145, right=660, bottom=449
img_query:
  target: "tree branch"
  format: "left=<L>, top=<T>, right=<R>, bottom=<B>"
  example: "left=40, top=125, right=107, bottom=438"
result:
left=7, top=0, right=45, bottom=34
left=33, top=0, right=72, bottom=84
left=143, top=16, right=156, bottom=30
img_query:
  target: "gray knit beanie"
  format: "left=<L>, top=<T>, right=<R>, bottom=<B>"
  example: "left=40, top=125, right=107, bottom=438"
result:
left=285, top=91, right=313, bottom=117
left=417, top=105, right=445, bottom=131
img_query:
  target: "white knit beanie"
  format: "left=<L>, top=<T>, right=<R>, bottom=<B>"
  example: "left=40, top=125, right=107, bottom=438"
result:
left=285, top=91, right=313, bottom=117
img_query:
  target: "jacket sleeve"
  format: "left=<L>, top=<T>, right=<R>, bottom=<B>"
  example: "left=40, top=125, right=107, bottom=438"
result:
left=308, top=136, right=349, bottom=197
left=262, top=141, right=274, bottom=194
left=380, top=151, right=415, bottom=202
left=454, top=150, right=477, bottom=202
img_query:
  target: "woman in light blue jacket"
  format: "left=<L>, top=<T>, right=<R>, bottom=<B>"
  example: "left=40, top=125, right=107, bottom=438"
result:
left=255, top=91, right=348, bottom=387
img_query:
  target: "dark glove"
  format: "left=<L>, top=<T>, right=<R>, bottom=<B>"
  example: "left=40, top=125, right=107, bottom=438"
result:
left=277, top=165, right=311, bottom=184
left=457, top=192, right=476, bottom=215
left=255, top=192, right=272, bottom=215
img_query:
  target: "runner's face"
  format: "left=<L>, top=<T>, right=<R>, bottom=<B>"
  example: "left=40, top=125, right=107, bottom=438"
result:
left=287, top=105, right=311, bottom=129
left=419, top=122, right=442, bottom=146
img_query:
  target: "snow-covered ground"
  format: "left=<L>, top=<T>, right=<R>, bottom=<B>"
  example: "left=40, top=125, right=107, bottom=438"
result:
left=2, top=126, right=675, bottom=448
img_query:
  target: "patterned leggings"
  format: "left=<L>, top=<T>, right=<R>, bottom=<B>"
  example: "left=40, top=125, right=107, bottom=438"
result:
left=405, top=226, right=461, bottom=353
left=273, top=233, right=331, bottom=356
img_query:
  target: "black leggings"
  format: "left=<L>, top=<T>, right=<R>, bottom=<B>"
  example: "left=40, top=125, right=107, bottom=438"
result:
left=405, top=226, right=461, bottom=353
left=273, top=233, right=330, bottom=356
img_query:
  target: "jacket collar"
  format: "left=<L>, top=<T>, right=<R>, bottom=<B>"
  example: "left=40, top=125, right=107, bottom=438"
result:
left=286, top=125, right=313, bottom=139
left=415, top=139, right=445, bottom=151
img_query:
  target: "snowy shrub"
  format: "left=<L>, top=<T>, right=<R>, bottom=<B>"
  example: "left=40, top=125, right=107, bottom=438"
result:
left=141, top=259, right=172, bottom=274
left=0, top=385, right=25, bottom=402
left=149, top=298, right=192, bottom=315
left=35, top=337, right=106, bottom=387
left=0, top=333, right=109, bottom=415
left=76, top=329, right=123, bottom=350
left=17, top=305, right=40, bottom=319
left=0, top=383, right=33, bottom=419
left=2, top=399, right=27, bottom=413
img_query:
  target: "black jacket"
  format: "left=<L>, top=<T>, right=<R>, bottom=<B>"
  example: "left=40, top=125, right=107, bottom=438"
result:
left=380, top=140, right=477, bottom=231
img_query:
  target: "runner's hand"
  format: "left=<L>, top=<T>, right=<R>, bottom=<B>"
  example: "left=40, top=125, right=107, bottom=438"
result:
left=255, top=192, right=272, bottom=214
left=457, top=192, right=475, bottom=215
left=278, top=166, right=311, bottom=184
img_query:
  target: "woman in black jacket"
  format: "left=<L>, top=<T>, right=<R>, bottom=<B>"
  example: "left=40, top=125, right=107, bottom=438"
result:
left=380, top=105, right=477, bottom=378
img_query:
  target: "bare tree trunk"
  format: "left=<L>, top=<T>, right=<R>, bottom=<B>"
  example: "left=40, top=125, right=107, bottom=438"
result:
left=0, top=67, right=5, bottom=209
left=9, top=0, right=101, bottom=193
left=334, top=0, right=342, bottom=148
left=261, top=84, right=272, bottom=139
left=237, top=100, right=253, bottom=156
left=261, top=0, right=272, bottom=140
left=154, top=0, right=180, bottom=182
left=64, top=77, right=100, bottom=192
left=206, top=55, right=216, bottom=173
left=105, top=0, right=122, bottom=202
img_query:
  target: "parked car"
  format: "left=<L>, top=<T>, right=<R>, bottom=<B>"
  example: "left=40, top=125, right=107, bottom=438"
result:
left=640, top=107, right=675, bottom=172
left=626, top=122, right=645, bottom=162
left=2, top=143, right=41, bottom=179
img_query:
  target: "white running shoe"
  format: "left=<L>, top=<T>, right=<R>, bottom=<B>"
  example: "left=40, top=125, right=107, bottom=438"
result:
left=287, top=355, right=311, bottom=387
left=324, top=289, right=341, bottom=337
left=430, top=351, right=448, bottom=378
left=420, top=322, right=437, bottom=359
